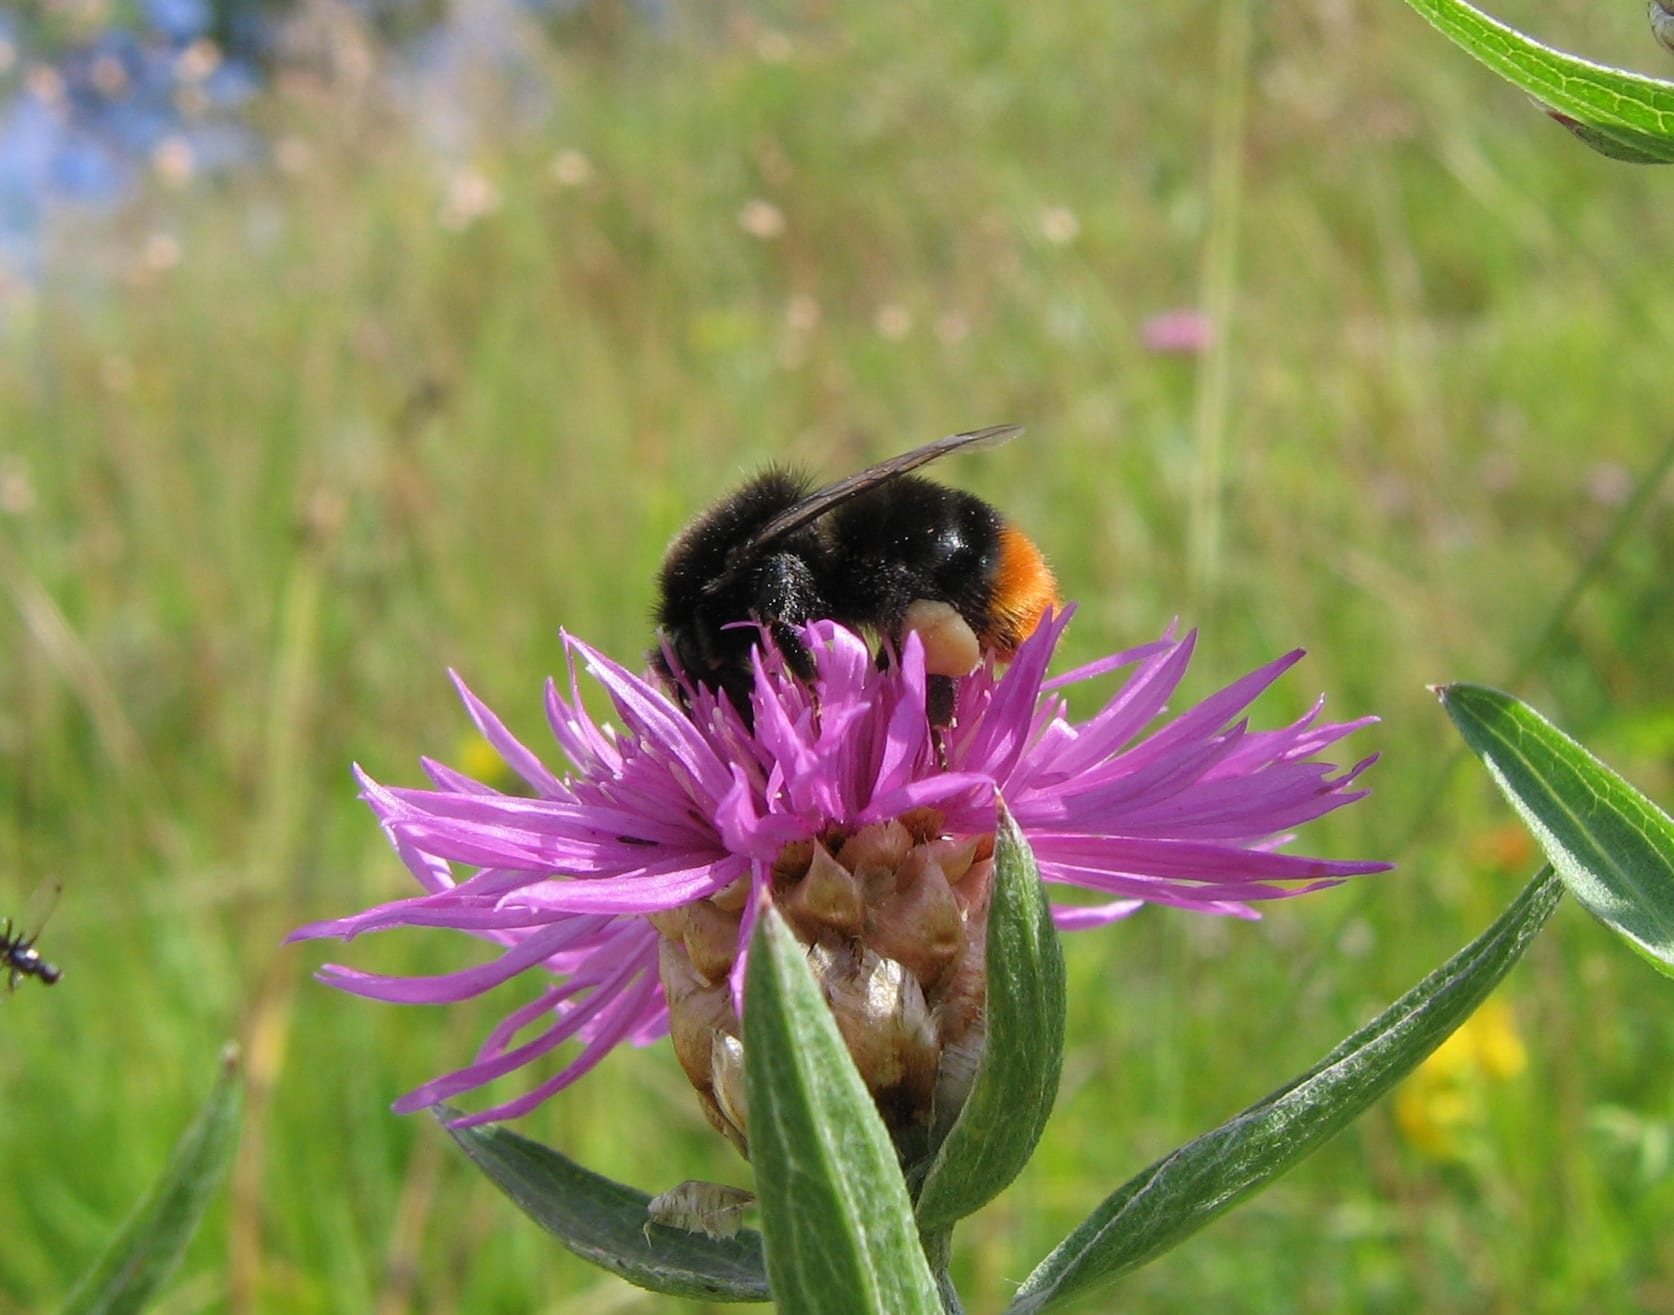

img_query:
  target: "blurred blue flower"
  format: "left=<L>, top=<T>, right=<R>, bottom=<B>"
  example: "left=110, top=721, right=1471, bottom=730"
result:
left=0, top=4, right=260, bottom=280
left=144, top=0, right=214, bottom=43
left=0, top=0, right=660, bottom=287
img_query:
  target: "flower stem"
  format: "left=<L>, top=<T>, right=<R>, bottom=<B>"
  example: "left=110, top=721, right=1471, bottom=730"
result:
left=921, top=1228, right=963, bottom=1315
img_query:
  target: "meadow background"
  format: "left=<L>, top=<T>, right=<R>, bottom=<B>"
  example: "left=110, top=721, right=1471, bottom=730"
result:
left=2, top=1, right=1672, bottom=1311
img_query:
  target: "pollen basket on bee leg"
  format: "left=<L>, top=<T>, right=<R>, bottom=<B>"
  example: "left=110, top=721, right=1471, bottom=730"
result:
left=901, top=598, right=982, bottom=678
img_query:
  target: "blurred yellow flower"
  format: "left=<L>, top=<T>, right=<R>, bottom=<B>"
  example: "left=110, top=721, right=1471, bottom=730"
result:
left=1394, top=997, right=1527, bottom=1159
left=454, top=732, right=515, bottom=792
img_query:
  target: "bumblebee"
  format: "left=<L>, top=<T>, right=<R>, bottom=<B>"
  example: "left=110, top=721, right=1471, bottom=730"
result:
left=653, top=425, right=1059, bottom=726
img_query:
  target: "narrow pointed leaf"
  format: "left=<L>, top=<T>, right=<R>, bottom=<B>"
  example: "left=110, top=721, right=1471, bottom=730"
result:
left=60, top=1045, right=243, bottom=1315
left=1006, top=870, right=1561, bottom=1315
left=915, top=804, right=1065, bottom=1232
left=441, top=1111, right=768, bottom=1302
left=744, top=905, right=941, bottom=1315
left=1404, top=0, right=1674, bottom=161
left=1543, top=111, right=1674, bottom=162
left=1441, top=682, right=1674, bottom=978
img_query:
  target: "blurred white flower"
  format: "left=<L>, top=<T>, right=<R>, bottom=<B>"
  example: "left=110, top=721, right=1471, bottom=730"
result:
left=0, top=459, right=36, bottom=516
left=737, top=198, right=786, bottom=240
left=935, top=311, right=971, bottom=345
left=142, top=233, right=182, bottom=271
left=875, top=304, right=913, bottom=339
left=1039, top=207, right=1080, bottom=244
left=175, top=39, right=222, bottom=83
left=274, top=136, right=314, bottom=176
left=551, top=148, right=594, bottom=187
left=153, top=137, right=195, bottom=187
left=755, top=29, right=794, bottom=62
left=1586, top=462, right=1632, bottom=507
left=91, top=53, right=127, bottom=96
left=440, top=169, right=501, bottom=231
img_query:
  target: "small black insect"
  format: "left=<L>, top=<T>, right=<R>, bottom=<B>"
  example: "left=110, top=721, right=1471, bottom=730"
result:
left=653, top=425, right=1059, bottom=726
left=2, top=885, right=62, bottom=991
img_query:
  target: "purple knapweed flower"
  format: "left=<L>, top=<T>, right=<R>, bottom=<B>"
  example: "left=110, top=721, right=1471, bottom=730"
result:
left=291, top=610, right=1388, bottom=1148
left=1141, top=308, right=1215, bottom=356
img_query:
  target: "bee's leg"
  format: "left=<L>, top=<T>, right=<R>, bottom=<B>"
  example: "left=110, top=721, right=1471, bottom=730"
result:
left=926, top=674, right=957, bottom=730
left=926, top=675, right=957, bottom=769
left=753, top=549, right=825, bottom=688
left=761, top=617, right=827, bottom=728
left=769, top=619, right=817, bottom=685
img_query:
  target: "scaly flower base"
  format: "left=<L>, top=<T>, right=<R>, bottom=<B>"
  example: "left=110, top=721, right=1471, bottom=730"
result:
left=656, top=810, right=993, bottom=1161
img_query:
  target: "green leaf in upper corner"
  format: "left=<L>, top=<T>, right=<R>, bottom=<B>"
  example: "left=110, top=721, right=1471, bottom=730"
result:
left=1004, top=871, right=1561, bottom=1315
left=1440, top=682, right=1674, bottom=979
left=743, top=905, right=941, bottom=1315
left=1403, top=0, right=1674, bottom=162
left=440, top=1112, right=768, bottom=1303
left=914, top=803, right=1066, bottom=1234
left=59, top=1044, right=244, bottom=1315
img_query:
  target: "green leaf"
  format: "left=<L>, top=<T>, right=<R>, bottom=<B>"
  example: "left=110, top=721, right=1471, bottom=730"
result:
left=1403, top=0, right=1674, bottom=162
left=744, top=905, right=942, bottom=1315
left=1441, top=682, right=1674, bottom=978
left=1005, top=870, right=1562, bottom=1315
left=59, top=1044, right=243, bottom=1315
left=914, top=803, right=1065, bottom=1232
left=440, top=1112, right=768, bottom=1303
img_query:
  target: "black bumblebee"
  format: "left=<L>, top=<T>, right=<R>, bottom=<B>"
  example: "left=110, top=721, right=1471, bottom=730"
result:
left=2, top=888, right=62, bottom=992
left=653, top=425, right=1059, bottom=725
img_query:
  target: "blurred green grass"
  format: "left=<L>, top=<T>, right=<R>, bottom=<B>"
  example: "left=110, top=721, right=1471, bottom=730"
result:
left=3, top=1, right=1673, bottom=1311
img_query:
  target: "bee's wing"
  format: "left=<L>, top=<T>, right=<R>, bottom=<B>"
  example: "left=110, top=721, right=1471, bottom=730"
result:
left=16, top=879, right=60, bottom=946
left=741, top=424, right=1023, bottom=554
